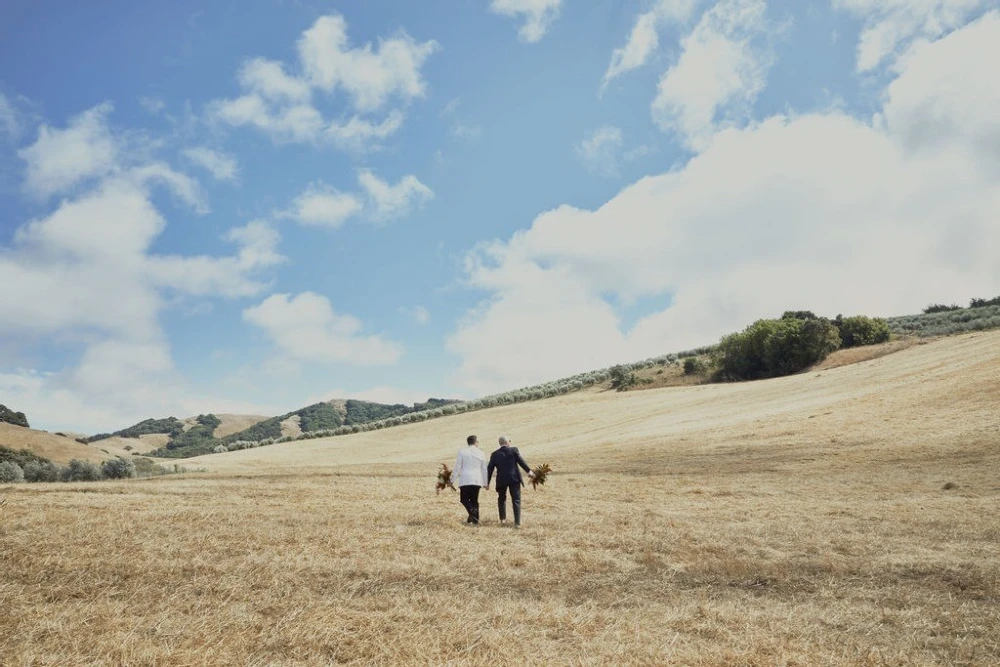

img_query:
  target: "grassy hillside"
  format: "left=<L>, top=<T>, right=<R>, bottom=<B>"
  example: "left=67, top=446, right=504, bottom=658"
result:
left=0, top=423, right=108, bottom=464
left=2, top=330, right=997, bottom=664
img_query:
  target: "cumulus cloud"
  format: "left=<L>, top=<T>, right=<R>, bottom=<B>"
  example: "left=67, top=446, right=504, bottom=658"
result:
left=287, top=182, right=364, bottom=228
left=182, top=146, right=239, bottom=182
left=243, top=292, right=403, bottom=366
left=651, top=0, right=777, bottom=151
left=297, top=15, right=438, bottom=111
left=601, top=0, right=705, bottom=92
left=833, top=0, right=992, bottom=72
left=447, top=12, right=1000, bottom=396
left=0, top=105, right=283, bottom=431
left=490, top=0, right=563, bottom=42
left=358, top=169, right=434, bottom=221
left=210, top=13, right=436, bottom=150
left=18, top=103, right=119, bottom=198
left=0, top=92, right=22, bottom=139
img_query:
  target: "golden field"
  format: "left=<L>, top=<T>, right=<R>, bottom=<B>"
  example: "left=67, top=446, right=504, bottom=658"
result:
left=1, top=330, right=998, bottom=665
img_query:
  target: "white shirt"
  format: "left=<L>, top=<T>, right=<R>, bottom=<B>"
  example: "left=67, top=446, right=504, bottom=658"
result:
left=451, top=445, right=488, bottom=487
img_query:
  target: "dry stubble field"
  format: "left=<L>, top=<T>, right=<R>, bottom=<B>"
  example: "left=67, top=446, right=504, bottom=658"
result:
left=2, top=331, right=999, bottom=665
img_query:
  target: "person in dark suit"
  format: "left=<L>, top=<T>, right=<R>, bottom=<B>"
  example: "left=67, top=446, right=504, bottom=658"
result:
left=486, top=435, right=534, bottom=528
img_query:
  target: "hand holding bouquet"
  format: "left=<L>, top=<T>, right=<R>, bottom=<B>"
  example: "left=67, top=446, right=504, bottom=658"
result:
left=530, top=463, right=552, bottom=490
left=436, top=463, right=456, bottom=494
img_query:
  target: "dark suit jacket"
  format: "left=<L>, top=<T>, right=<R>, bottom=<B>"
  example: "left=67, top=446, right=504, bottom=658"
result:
left=487, top=446, right=531, bottom=487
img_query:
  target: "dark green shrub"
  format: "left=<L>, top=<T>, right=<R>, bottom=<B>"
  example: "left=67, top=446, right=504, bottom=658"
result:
left=0, top=446, right=50, bottom=468
left=716, top=317, right=840, bottom=380
left=101, top=457, right=136, bottom=479
left=970, top=296, right=1000, bottom=308
left=0, top=404, right=29, bottom=428
left=924, top=304, right=961, bottom=314
left=683, top=358, right=706, bottom=375
left=0, top=461, right=25, bottom=483
left=837, top=315, right=891, bottom=347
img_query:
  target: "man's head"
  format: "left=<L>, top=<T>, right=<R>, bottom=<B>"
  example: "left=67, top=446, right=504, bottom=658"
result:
left=467, top=435, right=478, bottom=446
left=498, top=436, right=509, bottom=447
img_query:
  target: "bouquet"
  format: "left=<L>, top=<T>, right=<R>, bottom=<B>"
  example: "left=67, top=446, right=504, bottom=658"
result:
left=436, top=463, right=456, bottom=494
left=530, top=463, right=552, bottom=490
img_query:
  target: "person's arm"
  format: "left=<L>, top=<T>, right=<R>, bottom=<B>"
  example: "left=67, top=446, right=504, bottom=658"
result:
left=480, top=454, right=489, bottom=489
left=514, top=447, right=531, bottom=474
left=451, top=452, right=462, bottom=485
left=486, top=452, right=496, bottom=486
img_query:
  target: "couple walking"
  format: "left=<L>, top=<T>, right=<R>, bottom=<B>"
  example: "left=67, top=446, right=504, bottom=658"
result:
left=451, top=435, right=533, bottom=528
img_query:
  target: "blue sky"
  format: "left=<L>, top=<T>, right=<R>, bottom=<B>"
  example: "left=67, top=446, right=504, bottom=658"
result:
left=1, top=0, right=998, bottom=432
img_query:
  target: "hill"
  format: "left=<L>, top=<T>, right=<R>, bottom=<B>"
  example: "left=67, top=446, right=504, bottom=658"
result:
left=3, top=330, right=997, bottom=664
left=0, top=423, right=107, bottom=465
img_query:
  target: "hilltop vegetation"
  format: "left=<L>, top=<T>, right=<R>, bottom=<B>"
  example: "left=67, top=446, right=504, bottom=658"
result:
left=124, top=399, right=460, bottom=458
left=0, top=404, right=29, bottom=428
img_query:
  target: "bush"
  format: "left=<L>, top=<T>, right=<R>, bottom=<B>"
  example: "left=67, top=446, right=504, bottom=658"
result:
left=23, top=460, right=64, bottom=482
left=0, top=461, right=25, bottom=483
left=683, top=357, right=707, bottom=375
left=0, top=404, right=29, bottom=428
left=970, top=295, right=1000, bottom=308
left=64, top=459, right=102, bottom=482
left=212, top=444, right=228, bottom=454
left=610, top=365, right=638, bottom=391
left=837, top=315, right=891, bottom=348
left=101, top=457, right=136, bottom=479
left=715, top=317, right=841, bottom=381
left=924, top=303, right=961, bottom=314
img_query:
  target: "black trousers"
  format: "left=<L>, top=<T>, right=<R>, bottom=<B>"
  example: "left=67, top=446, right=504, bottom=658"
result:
left=496, top=483, right=522, bottom=525
left=459, top=485, right=481, bottom=524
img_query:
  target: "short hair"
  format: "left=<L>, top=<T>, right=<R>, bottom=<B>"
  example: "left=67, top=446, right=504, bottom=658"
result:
left=467, top=435, right=477, bottom=445
left=498, top=435, right=509, bottom=445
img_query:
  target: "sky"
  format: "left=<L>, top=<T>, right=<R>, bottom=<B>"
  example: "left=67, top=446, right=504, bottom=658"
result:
left=1, top=0, right=999, bottom=433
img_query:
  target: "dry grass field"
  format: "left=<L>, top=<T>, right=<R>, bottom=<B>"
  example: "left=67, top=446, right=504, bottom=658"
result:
left=2, top=331, right=998, bottom=665
left=0, top=423, right=107, bottom=464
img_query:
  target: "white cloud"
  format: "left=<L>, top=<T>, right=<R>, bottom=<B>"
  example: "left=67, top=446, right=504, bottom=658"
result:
left=138, top=96, right=166, bottom=115
left=358, top=169, right=434, bottom=221
left=182, top=146, right=239, bottom=182
left=325, top=110, right=405, bottom=152
left=447, top=14, right=1000, bottom=396
left=601, top=0, right=705, bottom=92
left=1, top=107, right=282, bottom=432
left=576, top=125, right=624, bottom=177
left=210, top=13, right=431, bottom=150
left=0, top=92, right=22, bottom=139
left=297, top=14, right=438, bottom=111
left=490, top=0, right=563, bottom=42
left=243, top=292, right=403, bottom=366
left=18, top=102, right=118, bottom=198
left=238, top=57, right=312, bottom=102
left=287, top=182, right=364, bottom=228
left=651, top=0, right=776, bottom=151
left=833, top=0, right=991, bottom=72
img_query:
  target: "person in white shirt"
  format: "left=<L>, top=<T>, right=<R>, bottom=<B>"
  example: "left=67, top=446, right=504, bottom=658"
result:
left=451, top=434, right=489, bottom=525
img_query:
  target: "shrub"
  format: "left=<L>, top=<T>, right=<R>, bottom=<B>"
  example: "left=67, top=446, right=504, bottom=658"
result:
left=837, top=315, right=891, bottom=347
left=0, top=461, right=25, bottom=483
left=923, top=303, right=962, bottom=314
left=683, top=357, right=707, bottom=375
left=0, top=404, right=29, bottom=428
left=101, top=457, right=136, bottom=479
left=716, top=317, right=840, bottom=380
left=23, top=460, right=64, bottom=482
left=64, top=459, right=102, bottom=482
left=0, top=446, right=50, bottom=468
left=970, top=295, right=1000, bottom=308
left=610, top=365, right=638, bottom=391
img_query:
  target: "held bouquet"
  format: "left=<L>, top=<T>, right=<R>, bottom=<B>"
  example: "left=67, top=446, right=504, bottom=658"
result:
left=530, top=463, right=552, bottom=490
left=436, top=463, right=456, bottom=494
